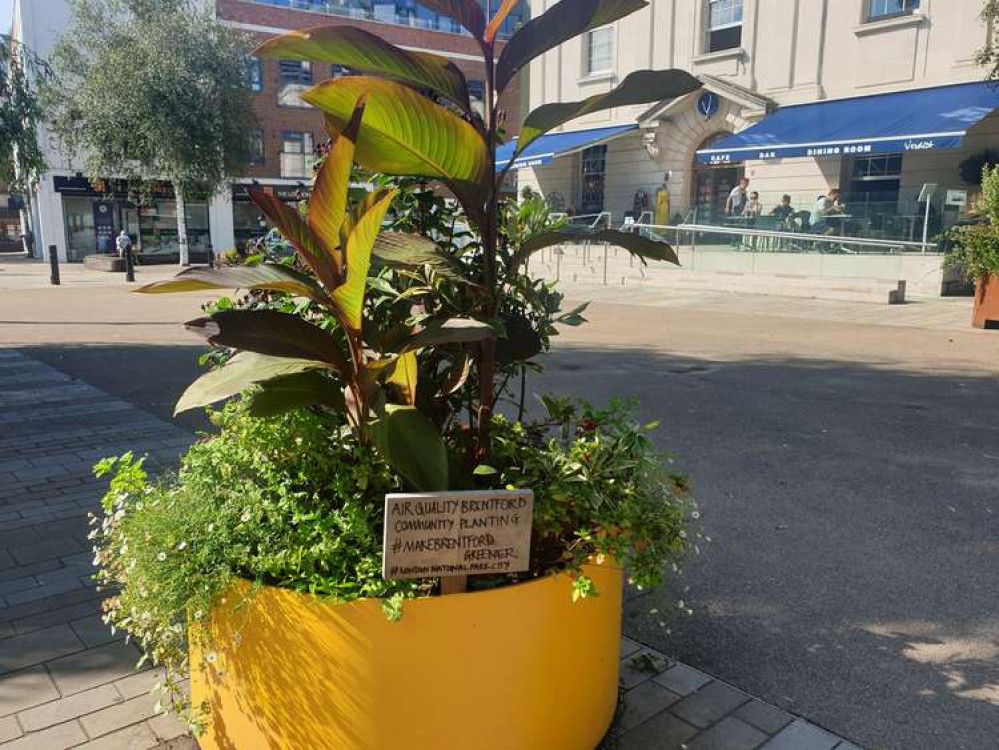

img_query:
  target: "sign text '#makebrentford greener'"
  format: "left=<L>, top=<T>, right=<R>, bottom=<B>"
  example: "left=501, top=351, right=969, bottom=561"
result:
left=382, top=491, right=534, bottom=580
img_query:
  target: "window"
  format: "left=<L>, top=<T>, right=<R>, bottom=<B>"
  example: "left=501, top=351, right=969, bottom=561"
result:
left=468, top=79, right=486, bottom=117
left=580, top=145, right=607, bottom=214
left=706, top=0, right=743, bottom=53
left=280, top=131, right=315, bottom=178
left=849, top=153, right=903, bottom=207
left=250, top=129, right=265, bottom=165
left=867, top=0, right=919, bottom=21
left=278, top=60, right=314, bottom=108
left=246, top=57, right=262, bottom=93
left=330, top=64, right=357, bottom=80
left=278, top=59, right=313, bottom=85
left=584, top=27, right=614, bottom=75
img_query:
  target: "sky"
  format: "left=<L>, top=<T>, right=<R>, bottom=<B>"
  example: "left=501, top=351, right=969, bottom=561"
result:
left=1, top=0, right=11, bottom=34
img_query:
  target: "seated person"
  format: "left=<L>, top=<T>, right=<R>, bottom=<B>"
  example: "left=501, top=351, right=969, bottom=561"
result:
left=812, top=188, right=846, bottom=233
left=744, top=192, right=763, bottom=218
left=771, top=194, right=794, bottom=228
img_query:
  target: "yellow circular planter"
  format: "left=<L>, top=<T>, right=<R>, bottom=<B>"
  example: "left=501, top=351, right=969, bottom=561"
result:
left=190, top=563, right=622, bottom=750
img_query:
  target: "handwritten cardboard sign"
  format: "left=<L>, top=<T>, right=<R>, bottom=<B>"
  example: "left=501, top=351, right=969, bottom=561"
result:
left=382, top=490, right=534, bottom=580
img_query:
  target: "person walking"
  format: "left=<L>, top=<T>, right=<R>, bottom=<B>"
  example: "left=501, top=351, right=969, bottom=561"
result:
left=115, top=229, right=132, bottom=258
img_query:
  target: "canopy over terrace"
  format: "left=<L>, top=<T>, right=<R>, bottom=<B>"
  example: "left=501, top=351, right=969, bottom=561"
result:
left=695, top=81, right=999, bottom=165
left=495, top=124, right=639, bottom=172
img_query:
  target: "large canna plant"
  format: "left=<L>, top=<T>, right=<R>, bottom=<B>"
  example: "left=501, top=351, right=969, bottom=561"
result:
left=139, top=0, right=702, bottom=487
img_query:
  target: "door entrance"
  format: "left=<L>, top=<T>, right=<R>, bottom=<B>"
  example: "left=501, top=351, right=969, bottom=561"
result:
left=691, top=133, right=744, bottom=225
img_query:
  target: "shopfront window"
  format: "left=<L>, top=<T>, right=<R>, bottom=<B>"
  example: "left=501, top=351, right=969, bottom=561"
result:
left=580, top=145, right=607, bottom=215
left=137, top=201, right=210, bottom=255
left=706, top=0, right=743, bottom=53
left=867, top=0, right=919, bottom=21
left=63, top=197, right=97, bottom=261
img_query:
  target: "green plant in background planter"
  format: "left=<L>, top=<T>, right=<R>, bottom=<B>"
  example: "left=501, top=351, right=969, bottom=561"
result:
left=92, top=1, right=705, bottom=746
left=947, top=164, right=999, bottom=327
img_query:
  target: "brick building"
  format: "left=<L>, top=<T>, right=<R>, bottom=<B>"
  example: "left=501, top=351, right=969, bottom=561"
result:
left=217, top=0, right=525, bottom=250
left=11, top=0, right=524, bottom=261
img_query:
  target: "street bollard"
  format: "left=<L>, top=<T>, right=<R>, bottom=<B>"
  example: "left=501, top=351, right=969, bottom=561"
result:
left=48, top=245, right=60, bottom=286
left=207, top=242, right=215, bottom=269
left=124, top=247, right=135, bottom=283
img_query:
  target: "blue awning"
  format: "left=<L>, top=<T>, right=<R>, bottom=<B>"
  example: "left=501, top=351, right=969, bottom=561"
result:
left=696, top=81, right=999, bottom=165
left=496, top=124, right=639, bottom=171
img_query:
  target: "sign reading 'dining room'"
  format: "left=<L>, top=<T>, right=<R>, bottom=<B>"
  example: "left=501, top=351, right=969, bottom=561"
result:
left=382, top=490, right=534, bottom=580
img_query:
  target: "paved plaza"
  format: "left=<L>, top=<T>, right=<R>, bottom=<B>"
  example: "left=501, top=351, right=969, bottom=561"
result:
left=1, top=256, right=998, bottom=748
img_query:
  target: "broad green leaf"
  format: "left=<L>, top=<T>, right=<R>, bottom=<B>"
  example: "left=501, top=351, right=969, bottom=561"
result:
left=484, top=0, right=522, bottom=43
left=174, top=352, right=331, bottom=415
left=134, top=264, right=328, bottom=302
left=496, top=0, right=647, bottom=92
left=248, top=189, right=342, bottom=291
left=417, top=0, right=486, bottom=41
left=373, top=231, right=477, bottom=284
left=303, top=77, right=489, bottom=218
left=254, top=26, right=471, bottom=112
left=512, top=228, right=679, bottom=270
left=247, top=371, right=346, bottom=418
left=386, top=350, right=418, bottom=406
left=515, top=70, right=701, bottom=157
left=394, top=318, right=496, bottom=354
left=333, top=188, right=399, bottom=331
left=369, top=404, right=449, bottom=491
left=495, top=313, right=541, bottom=364
left=556, top=301, right=591, bottom=327
left=309, top=96, right=365, bottom=265
left=184, top=310, right=350, bottom=376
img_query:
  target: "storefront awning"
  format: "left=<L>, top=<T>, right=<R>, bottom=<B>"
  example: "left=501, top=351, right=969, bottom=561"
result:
left=495, top=124, right=639, bottom=171
left=696, top=81, right=999, bottom=165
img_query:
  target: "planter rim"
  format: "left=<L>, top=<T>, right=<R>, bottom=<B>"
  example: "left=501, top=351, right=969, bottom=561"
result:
left=229, top=558, right=624, bottom=607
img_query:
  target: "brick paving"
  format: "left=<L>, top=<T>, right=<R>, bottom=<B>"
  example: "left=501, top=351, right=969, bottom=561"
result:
left=0, top=345, right=862, bottom=749
left=0, top=348, right=195, bottom=749
left=611, top=638, right=861, bottom=748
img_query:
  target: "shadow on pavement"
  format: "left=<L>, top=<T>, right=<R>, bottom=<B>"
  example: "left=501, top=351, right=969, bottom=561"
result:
left=529, top=345, right=999, bottom=750
left=19, top=343, right=211, bottom=433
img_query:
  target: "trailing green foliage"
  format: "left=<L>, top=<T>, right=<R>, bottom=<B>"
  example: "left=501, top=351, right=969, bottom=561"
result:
left=94, top=398, right=695, bottom=722
left=947, top=164, right=999, bottom=280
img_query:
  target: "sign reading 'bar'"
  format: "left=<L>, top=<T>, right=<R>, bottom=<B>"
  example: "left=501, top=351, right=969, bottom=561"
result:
left=382, top=490, right=534, bottom=580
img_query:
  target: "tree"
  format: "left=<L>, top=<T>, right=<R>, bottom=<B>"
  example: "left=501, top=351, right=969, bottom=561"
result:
left=977, top=0, right=999, bottom=80
left=1, top=33, right=49, bottom=253
left=45, top=0, right=256, bottom=264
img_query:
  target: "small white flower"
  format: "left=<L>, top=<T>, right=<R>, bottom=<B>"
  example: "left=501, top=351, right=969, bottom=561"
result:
left=691, top=511, right=700, bottom=520
left=176, top=541, right=187, bottom=550
left=207, top=523, right=215, bottom=532
left=240, top=512, right=251, bottom=523
left=677, top=600, right=685, bottom=609
left=679, top=531, right=688, bottom=539
left=193, top=610, right=204, bottom=620
left=156, top=552, right=167, bottom=562
left=649, top=608, right=659, bottom=615
left=205, top=652, right=218, bottom=664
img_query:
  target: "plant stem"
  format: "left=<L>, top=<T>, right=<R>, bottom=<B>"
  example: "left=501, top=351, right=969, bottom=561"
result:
left=476, top=46, right=499, bottom=460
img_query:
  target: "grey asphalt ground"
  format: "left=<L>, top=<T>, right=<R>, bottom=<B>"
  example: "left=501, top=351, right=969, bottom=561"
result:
left=2, top=257, right=998, bottom=749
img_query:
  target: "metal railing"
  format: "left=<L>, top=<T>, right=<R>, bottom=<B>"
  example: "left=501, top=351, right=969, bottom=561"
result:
left=550, top=212, right=612, bottom=230
left=636, top=222, right=938, bottom=255
left=239, top=0, right=518, bottom=39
